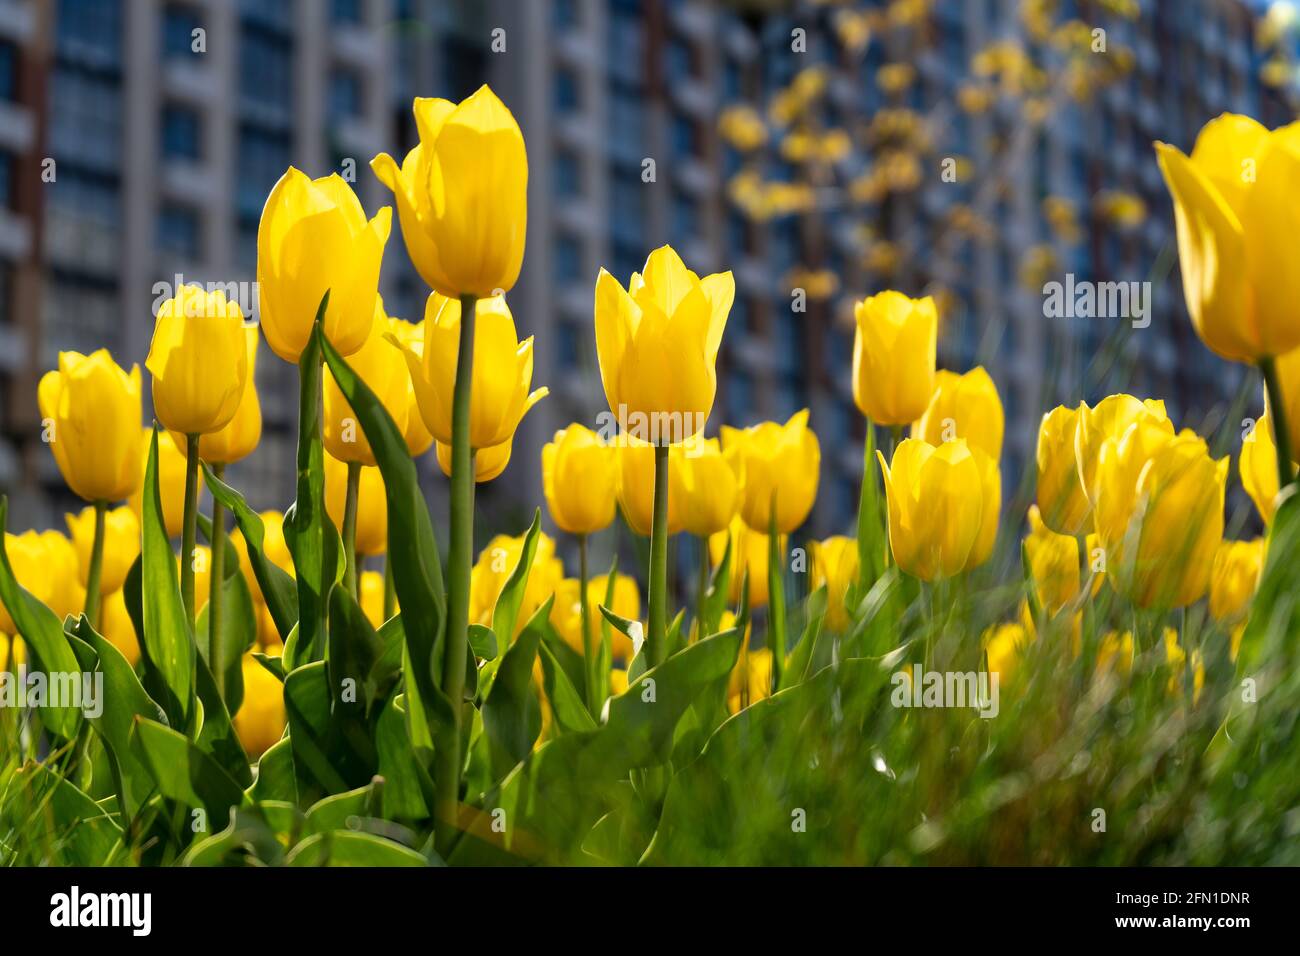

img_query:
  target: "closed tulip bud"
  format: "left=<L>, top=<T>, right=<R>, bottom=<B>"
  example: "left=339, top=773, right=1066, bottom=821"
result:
left=877, top=438, right=996, bottom=580
left=1, top=530, right=84, bottom=631
left=1240, top=411, right=1292, bottom=524
left=723, top=410, right=821, bottom=534
left=983, top=622, right=1031, bottom=686
left=616, top=435, right=686, bottom=536
left=1036, top=404, right=1091, bottom=536
left=728, top=645, right=772, bottom=713
left=809, top=535, right=859, bottom=631
left=1210, top=538, right=1263, bottom=627
left=233, top=653, right=286, bottom=757
left=1075, top=394, right=1172, bottom=507
left=912, top=366, right=1004, bottom=460
left=1155, top=114, right=1300, bottom=362
left=324, top=456, right=388, bottom=557
left=395, top=292, right=547, bottom=449
left=550, top=574, right=641, bottom=662
left=66, top=505, right=139, bottom=595
left=676, top=438, right=738, bottom=538
left=851, top=291, right=937, bottom=425
left=468, top=531, right=564, bottom=635
left=595, top=245, right=733, bottom=444
left=38, top=350, right=144, bottom=504
left=258, top=168, right=391, bottom=362
left=129, top=428, right=191, bottom=539
left=99, top=588, right=140, bottom=666
left=147, top=284, right=249, bottom=435
left=230, top=510, right=294, bottom=607
left=359, top=570, right=389, bottom=629
left=325, top=299, right=432, bottom=465
left=542, top=424, right=617, bottom=535
left=436, top=437, right=513, bottom=484
left=1091, top=419, right=1179, bottom=562
left=709, top=515, right=779, bottom=607
left=180, top=327, right=262, bottom=464
left=1024, top=505, right=1080, bottom=616
left=371, top=86, right=527, bottom=298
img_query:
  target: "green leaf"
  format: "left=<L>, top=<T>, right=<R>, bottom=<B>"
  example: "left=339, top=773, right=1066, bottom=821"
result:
left=539, top=640, right=598, bottom=734
left=1, top=762, right=124, bottom=865
left=193, top=651, right=252, bottom=789
left=284, top=830, right=429, bottom=866
left=468, top=623, right=498, bottom=661
left=328, top=581, right=388, bottom=717
left=283, top=660, right=376, bottom=801
left=318, top=321, right=448, bottom=735
left=253, top=652, right=285, bottom=682
left=376, top=691, right=433, bottom=822
left=781, top=584, right=827, bottom=691
left=139, top=427, right=197, bottom=730
left=202, top=464, right=298, bottom=642
left=0, top=497, right=84, bottom=739
left=853, top=422, right=886, bottom=600
left=481, top=597, right=551, bottom=782
left=702, top=536, right=732, bottom=639
left=283, top=300, right=344, bottom=665
left=197, top=562, right=257, bottom=716
left=304, top=779, right=383, bottom=835
left=247, top=735, right=297, bottom=805
left=130, top=716, right=246, bottom=825
left=183, top=806, right=289, bottom=866
left=1238, top=484, right=1300, bottom=671
left=490, top=508, right=543, bottom=649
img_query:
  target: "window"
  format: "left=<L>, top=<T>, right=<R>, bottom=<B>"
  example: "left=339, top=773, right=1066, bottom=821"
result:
left=666, top=38, right=694, bottom=80
left=161, top=105, right=201, bottom=160
left=329, top=69, right=363, bottom=123
left=331, top=0, right=363, bottom=24
left=607, top=83, right=644, bottom=163
left=557, top=319, right=582, bottom=369
left=162, top=5, right=202, bottom=59
left=50, top=67, right=123, bottom=173
left=553, top=0, right=580, bottom=31
left=608, top=168, right=645, bottom=246
left=237, top=125, right=291, bottom=219
left=0, top=41, right=17, bottom=101
left=239, top=23, right=293, bottom=120
left=158, top=203, right=201, bottom=259
left=554, top=68, right=580, bottom=113
left=555, top=234, right=582, bottom=284
left=554, top=149, right=580, bottom=198
left=56, top=0, right=123, bottom=67
left=0, top=152, right=12, bottom=208
left=671, top=190, right=696, bottom=243
left=671, top=113, right=699, bottom=159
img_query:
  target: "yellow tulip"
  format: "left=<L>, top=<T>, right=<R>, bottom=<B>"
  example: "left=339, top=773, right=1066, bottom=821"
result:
left=877, top=438, right=998, bottom=580
left=709, top=515, right=780, bottom=608
left=809, top=535, right=859, bottom=631
left=912, top=366, right=1004, bottom=460
left=324, top=456, right=388, bottom=557
left=610, top=668, right=629, bottom=697
left=394, top=292, right=547, bottom=450
left=1240, top=411, right=1290, bottom=524
left=185, top=545, right=212, bottom=617
left=1023, top=505, right=1080, bottom=616
left=435, top=437, right=513, bottom=483
left=371, top=86, right=528, bottom=298
left=676, top=438, right=739, bottom=539
left=360, top=570, right=390, bottom=629
left=1272, top=345, right=1300, bottom=458
left=594, top=245, right=733, bottom=444
left=178, top=326, right=262, bottom=464
left=1075, top=394, right=1172, bottom=508
left=37, top=350, right=143, bottom=503
left=0, top=530, right=84, bottom=630
left=727, top=645, right=772, bottom=713
left=542, top=424, right=617, bottom=535
left=233, top=653, right=286, bottom=757
left=129, top=428, right=190, bottom=539
left=0, top=633, right=26, bottom=672
left=99, top=588, right=140, bottom=667
left=1035, top=404, right=1091, bottom=536
left=468, top=531, right=564, bottom=635
left=1155, top=114, right=1300, bottom=362
left=851, top=291, right=937, bottom=425
left=1095, top=630, right=1135, bottom=676
left=983, top=622, right=1031, bottom=686
left=549, top=574, right=641, bottom=663
left=1210, top=538, right=1264, bottom=658
left=230, top=510, right=295, bottom=606
left=1164, top=630, right=1204, bottom=704
left=722, top=410, right=820, bottom=534
left=66, top=505, right=139, bottom=595
left=324, top=299, right=432, bottom=465
left=616, top=435, right=686, bottom=536
left=147, top=284, right=249, bottom=436
left=257, top=167, right=391, bottom=362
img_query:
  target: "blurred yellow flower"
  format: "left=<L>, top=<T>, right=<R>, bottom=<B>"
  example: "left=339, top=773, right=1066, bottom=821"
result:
left=1164, top=630, right=1204, bottom=704
left=616, top=436, right=685, bottom=537
left=147, top=284, right=249, bottom=436
left=0, top=633, right=26, bottom=672
left=66, top=505, right=139, bottom=595
left=435, top=437, right=513, bottom=484
left=676, top=438, right=738, bottom=539
left=1024, top=504, right=1080, bottom=616
left=38, top=350, right=143, bottom=504
left=709, top=515, right=780, bottom=608
left=233, top=654, right=286, bottom=757
left=542, top=424, right=617, bottom=535
left=1240, top=411, right=1290, bottom=525
left=728, top=645, right=772, bottom=713
left=851, top=291, right=937, bottom=426
left=99, top=588, right=140, bottom=667
left=1210, top=537, right=1263, bottom=660
left=722, top=410, right=821, bottom=534
left=359, top=569, right=390, bottom=629
left=324, top=456, right=388, bottom=557
left=1095, top=630, right=1134, bottom=676
left=0, top=530, right=84, bottom=631
left=983, top=622, right=1031, bottom=686
left=549, top=573, right=641, bottom=663
left=809, top=535, right=859, bottom=632
left=468, top=531, right=564, bottom=636
left=1036, top=404, right=1091, bottom=536
left=1075, top=394, right=1172, bottom=508
left=912, top=366, right=1005, bottom=460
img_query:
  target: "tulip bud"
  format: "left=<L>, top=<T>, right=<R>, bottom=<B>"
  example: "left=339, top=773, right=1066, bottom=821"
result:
left=549, top=574, right=641, bottom=662
left=179, top=326, right=262, bottom=465
left=912, top=366, right=1004, bottom=460
left=233, top=653, right=286, bottom=757
left=1074, top=394, right=1172, bottom=508
left=38, top=350, right=144, bottom=504
left=1155, top=114, right=1300, bottom=362
left=436, top=437, right=513, bottom=484
left=708, top=515, right=779, bottom=607
left=722, top=409, right=821, bottom=534
left=257, top=168, right=391, bottom=362
left=676, top=438, right=738, bottom=539
left=1240, top=411, right=1293, bottom=525
left=542, top=424, right=617, bottom=535
left=324, top=456, right=388, bottom=557
left=616, top=435, right=686, bottom=537
left=809, top=535, right=859, bottom=631
left=594, top=245, right=733, bottom=444
left=1023, top=505, right=1080, bottom=616
left=0, top=530, right=84, bottom=632
left=1035, top=404, right=1091, bottom=536
left=728, top=645, right=771, bottom=713
left=372, top=86, right=528, bottom=298
left=1210, top=538, right=1263, bottom=625
left=851, top=291, right=937, bottom=425
left=66, top=505, right=140, bottom=595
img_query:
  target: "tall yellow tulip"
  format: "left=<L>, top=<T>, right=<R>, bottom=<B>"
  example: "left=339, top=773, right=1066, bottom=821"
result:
left=1241, top=411, right=1292, bottom=525
left=616, top=436, right=685, bottom=536
left=181, top=326, right=262, bottom=464
left=1155, top=114, right=1300, bottom=363
left=809, top=535, right=859, bottom=631
left=435, top=438, right=513, bottom=483
left=147, top=284, right=250, bottom=436
left=912, top=366, right=1004, bottom=460
left=257, top=168, right=391, bottom=362
left=594, top=245, right=733, bottom=444
left=1035, top=404, right=1091, bottom=536
left=38, top=350, right=143, bottom=504
left=371, top=86, right=528, bottom=298
left=542, top=425, right=617, bottom=535
left=722, top=410, right=821, bottom=534
left=676, top=438, right=738, bottom=539
left=1075, top=394, right=1172, bottom=508
left=851, top=291, right=937, bottom=425
left=66, top=506, right=139, bottom=595
left=1211, top=537, right=1264, bottom=659
left=877, top=438, right=997, bottom=580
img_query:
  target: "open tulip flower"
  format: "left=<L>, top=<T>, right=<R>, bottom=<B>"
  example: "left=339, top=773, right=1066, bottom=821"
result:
left=912, top=366, right=1005, bottom=460
left=723, top=410, right=821, bottom=535
left=1074, top=394, right=1172, bottom=508
left=851, top=291, right=937, bottom=426
left=257, top=167, right=391, bottom=362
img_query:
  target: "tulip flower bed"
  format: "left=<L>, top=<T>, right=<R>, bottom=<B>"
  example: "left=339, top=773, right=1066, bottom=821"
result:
left=2, top=94, right=1300, bottom=868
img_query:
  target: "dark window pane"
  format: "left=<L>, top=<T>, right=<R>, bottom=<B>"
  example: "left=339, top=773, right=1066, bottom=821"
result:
left=158, top=203, right=201, bottom=258
left=161, top=105, right=201, bottom=160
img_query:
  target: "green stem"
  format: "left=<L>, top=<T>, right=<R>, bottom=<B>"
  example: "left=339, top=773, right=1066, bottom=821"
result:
left=435, top=293, right=476, bottom=854
left=695, top=535, right=710, bottom=642
left=647, top=442, right=670, bottom=667
left=180, top=434, right=200, bottom=624
left=342, top=461, right=361, bottom=598
left=767, top=505, right=786, bottom=693
left=209, top=464, right=227, bottom=699
left=382, top=551, right=396, bottom=620
left=1260, top=356, right=1296, bottom=492
left=82, top=500, right=107, bottom=629
left=578, top=534, right=595, bottom=715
